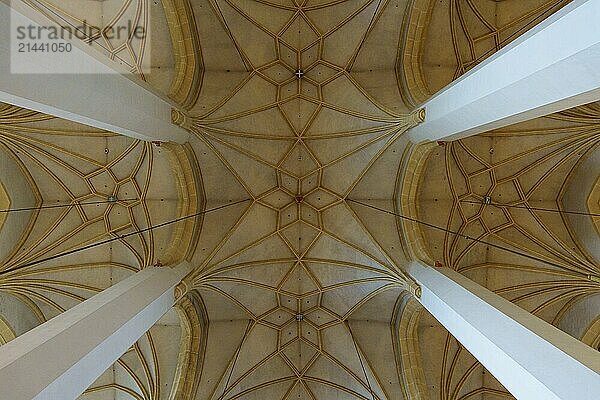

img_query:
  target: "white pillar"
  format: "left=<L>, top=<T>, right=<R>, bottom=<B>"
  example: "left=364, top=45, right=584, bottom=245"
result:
left=408, top=261, right=600, bottom=400
left=0, top=263, right=190, bottom=400
left=0, top=1, right=189, bottom=143
left=409, top=0, right=600, bottom=142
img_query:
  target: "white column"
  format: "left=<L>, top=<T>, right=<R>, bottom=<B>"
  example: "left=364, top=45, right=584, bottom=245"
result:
left=408, top=261, right=600, bottom=400
left=0, top=1, right=189, bottom=143
left=408, top=0, right=600, bottom=142
left=0, top=263, right=190, bottom=400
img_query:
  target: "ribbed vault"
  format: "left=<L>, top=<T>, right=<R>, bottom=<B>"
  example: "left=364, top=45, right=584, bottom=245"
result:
left=406, top=1, right=600, bottom=399
left=0, top=1, right=598, bottom=400
left=173, top=1, right=428, bottom=399
left=0, top=103, right=203, bottom=399
left=0, top=178, right=9, bottom=232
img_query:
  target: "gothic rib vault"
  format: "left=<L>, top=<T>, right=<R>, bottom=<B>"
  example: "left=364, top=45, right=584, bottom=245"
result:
left=0, top=0, right=599, bottom=400
left=174, top=2, right=427, bottom=398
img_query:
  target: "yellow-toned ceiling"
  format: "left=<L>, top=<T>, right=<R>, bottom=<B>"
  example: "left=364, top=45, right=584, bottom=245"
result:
left=410, top=1, right=600, bottom=399
left=0, top=181, right=8, bottom=232
left=0, top=1, right=598, bottom=400
left=0, top=101, right=189, bottom=398
left=174, top=1, right=427, bottom=398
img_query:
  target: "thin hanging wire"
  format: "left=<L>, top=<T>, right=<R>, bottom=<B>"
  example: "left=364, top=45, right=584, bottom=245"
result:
left=0, top=198, right=251, bottom=275
left=346, top=198, right=591, bottom=275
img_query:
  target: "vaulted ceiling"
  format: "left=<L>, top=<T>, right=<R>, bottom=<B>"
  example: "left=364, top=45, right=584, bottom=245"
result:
left=175, top=1, right=425, bottom=398
left=0, top=1, right=598, bottom=400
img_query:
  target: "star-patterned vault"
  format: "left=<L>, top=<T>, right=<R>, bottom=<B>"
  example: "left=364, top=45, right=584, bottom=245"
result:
left=3, top=1, right=597, bottom=400
left=176, top=0, right=422, bottom=399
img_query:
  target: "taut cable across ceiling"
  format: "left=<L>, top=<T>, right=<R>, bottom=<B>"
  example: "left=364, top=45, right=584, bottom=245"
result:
left=347, top=199, right=592, bottom=276
left=0, top=198, right=251, bottom=276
